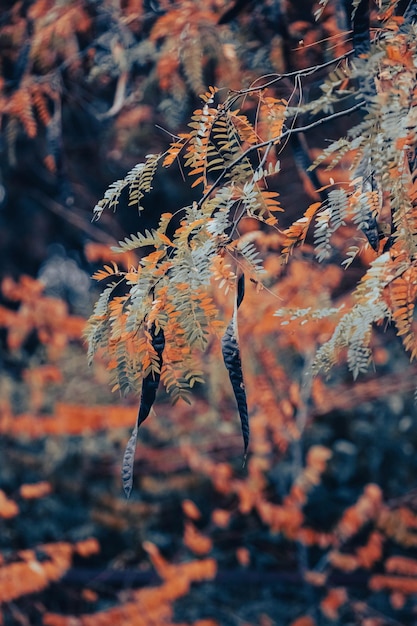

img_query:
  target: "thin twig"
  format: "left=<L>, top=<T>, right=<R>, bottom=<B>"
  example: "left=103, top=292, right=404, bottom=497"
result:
left=230, top=51, right=354, bottom=96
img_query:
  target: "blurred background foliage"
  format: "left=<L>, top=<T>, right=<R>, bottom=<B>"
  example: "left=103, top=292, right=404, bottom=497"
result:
left=1, top=0, right=417, bottom=624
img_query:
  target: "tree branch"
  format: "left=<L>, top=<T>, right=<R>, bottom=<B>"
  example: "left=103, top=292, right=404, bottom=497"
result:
left=198, top=100, right=365, bottom=208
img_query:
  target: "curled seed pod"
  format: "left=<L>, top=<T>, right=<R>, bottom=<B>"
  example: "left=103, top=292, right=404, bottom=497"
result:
left=122, top=324, right=165, bottom=498
left=221, top=274, right=249, bottom=460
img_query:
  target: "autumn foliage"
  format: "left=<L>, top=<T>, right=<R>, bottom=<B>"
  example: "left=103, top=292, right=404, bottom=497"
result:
left=1, top=0, right=417, bottom=625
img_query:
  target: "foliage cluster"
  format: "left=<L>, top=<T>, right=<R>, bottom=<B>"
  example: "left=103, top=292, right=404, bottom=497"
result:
left=1, top=0, right=417, bottom=624
left=87, top=0, right=417, bottom=460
